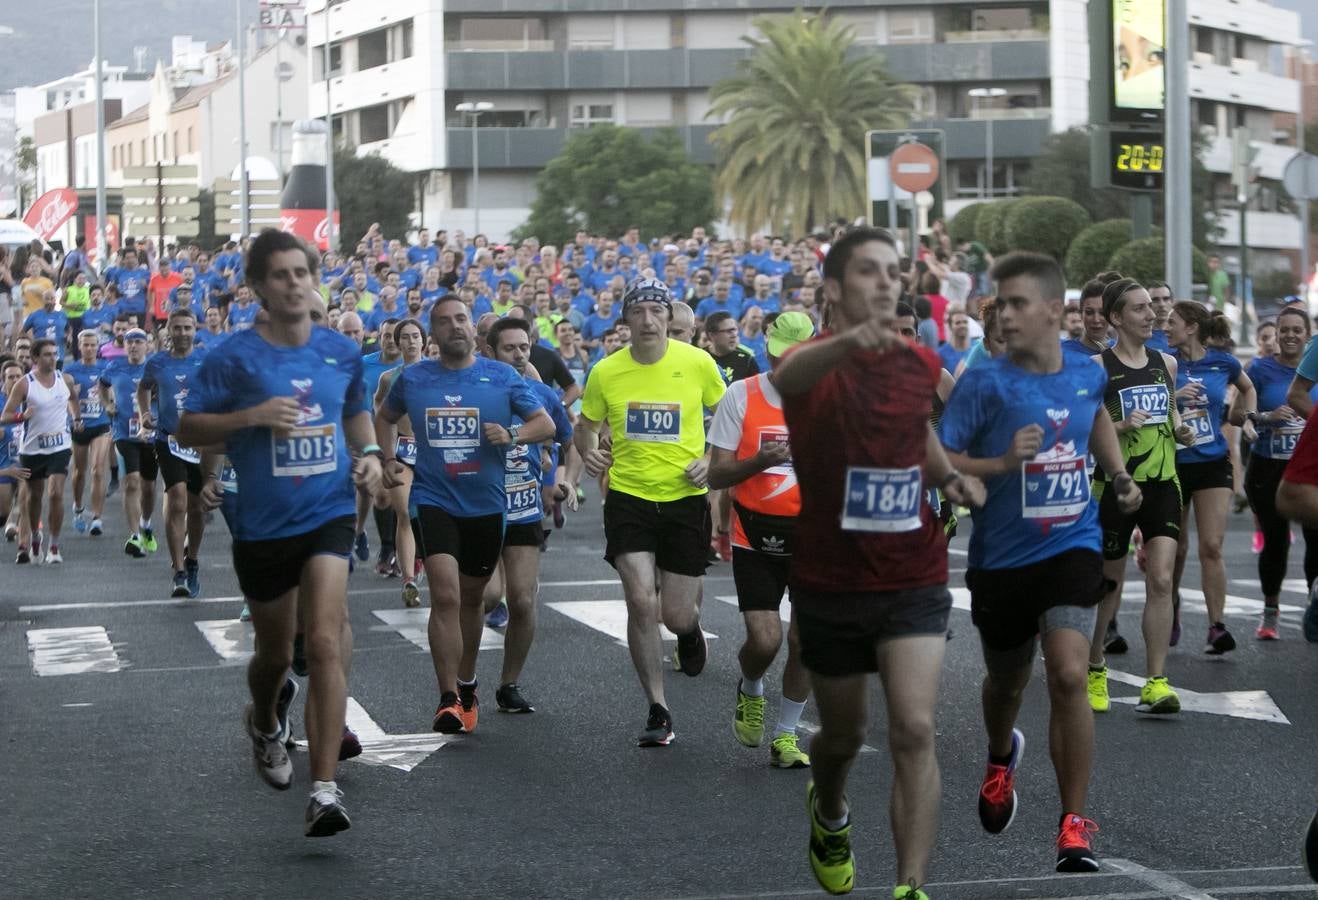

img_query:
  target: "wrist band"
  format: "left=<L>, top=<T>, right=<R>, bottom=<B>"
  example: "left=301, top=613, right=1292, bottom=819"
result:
left=361, top=443, right=382, bottom=455
left=940, top=470, right=962, bottom=488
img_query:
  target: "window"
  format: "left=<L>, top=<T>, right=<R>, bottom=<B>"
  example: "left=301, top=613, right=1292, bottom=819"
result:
left=887, top=10, right=934, bottom=43
left=358, top=28, right=388, bottom=70
left=111, top=146, right=118, bottom=169
left=570, top=103, right=614, bottom=127
left=458, top=17, right=546, bottom=50
left=172, top=130, right=180, bottom=161
left=359, top=103, right=391, bottom=143
left=970, top=7, right=1033, bottom=32
left=568, top=16, right=616, bottom=51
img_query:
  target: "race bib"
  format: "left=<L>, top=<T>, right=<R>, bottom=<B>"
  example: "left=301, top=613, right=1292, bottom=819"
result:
left=1118, top=384, right=1169, bottom=425
left=841, top=465, right=922, bottom=533
left=271, top=424, right=336, bottom=477
left=128, top=414, right=142, bottom=439
left=1270, top=422, right=1304, bottom=460
left=36, top=431, right=67, bottom=451
left=1181, top=408, right=1215, bottom=447
left=624, top=402, right=681, bottom=443
left=757, top=428, right=793, bottom=474
left=396, top=434, right=418, bottom=466
left=505, top=477, right=540, bottom=522
left=1021, top=456, right=1089, bottom=521
left=219, top=460, right=238, bottom=494
left=425, top=407, right=480, bottom=449
left=79, top=398, right=103, bottom=419
left=168, top=435, right=201, bottom=464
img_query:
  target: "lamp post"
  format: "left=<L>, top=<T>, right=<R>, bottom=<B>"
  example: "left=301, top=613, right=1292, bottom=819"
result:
left=967, top=87, right=1007, bottom=199
left=455, top=101, right=493, bottom=235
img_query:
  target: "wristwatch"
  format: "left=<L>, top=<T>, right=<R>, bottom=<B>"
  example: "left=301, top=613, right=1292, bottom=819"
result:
left=508, top=424, right=522, bottom=445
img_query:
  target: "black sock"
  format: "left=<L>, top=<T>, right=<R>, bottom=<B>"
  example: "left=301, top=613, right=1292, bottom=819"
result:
left=989, top=751, right=1013, bottom=766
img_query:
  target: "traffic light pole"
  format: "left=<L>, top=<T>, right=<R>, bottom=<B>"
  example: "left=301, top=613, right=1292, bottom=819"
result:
left=1165, top=0, right=1192, bottom=301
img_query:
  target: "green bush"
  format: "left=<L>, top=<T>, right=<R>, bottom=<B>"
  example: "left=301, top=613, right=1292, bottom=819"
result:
left=947, top=203, right=986, bottom=245
left=975, top=200, right=1018, bottom=256
left=1106, top=237, right=1210, bottom=286
left=1064, top=219, right=1156, bottom=286
left=1003, top=197, right=1091, bottom=263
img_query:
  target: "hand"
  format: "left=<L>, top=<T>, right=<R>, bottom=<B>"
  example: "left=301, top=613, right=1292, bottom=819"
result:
left=245, top=396, right=301, bottom=431
left=1175, top=383, right=1205, bottom=404
left=1112, top=473, right=1142, bottom=514
left=541, top=450, right=554, bottom=473
left=483, top=422, right=513, bottom=446
left=381, top=458, right=406, bottom=489
left=72, top=419, right=84, bottom=433
left=1116, top=409, right=1149, bottom=433
left=354, top=454, right=384, bottom=495
left=1174, top=423, right=1196, bottom=447
left=138, top=410, right=155, bottom=431
left=753, top=442, right=791, bottom=468
left=1004, top=424, right=1044, bottom=466
left=564, top=482, right=580, bottom=512
left=1243, top=420, right=1258, bottom=444
left=599, top=432, right=613, bottom=454
left=582, top=448, right=613, bottom=477
left=2, top=466, right=30, bottom=481
left=944, top=473, right=986, bottom=508
left=1269, top=405, right=1297, bottom=425
left=845, top=316, right=898, bottom=353
left=199, top=479, right=224, bottom=511
left=685, top=457, right=710, bottom=488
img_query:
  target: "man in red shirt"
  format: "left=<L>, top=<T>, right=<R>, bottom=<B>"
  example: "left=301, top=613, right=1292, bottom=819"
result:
left=773, top=227, right=985, bottom=899
left=147, top=259, right=182, bottom=332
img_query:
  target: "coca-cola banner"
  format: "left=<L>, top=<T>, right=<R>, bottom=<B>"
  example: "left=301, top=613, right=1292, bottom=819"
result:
left=24, top=188, right=78, bottom=241
left=280, top=208, right=340, bottom=251
left=84, top=214, right=121, bottom=265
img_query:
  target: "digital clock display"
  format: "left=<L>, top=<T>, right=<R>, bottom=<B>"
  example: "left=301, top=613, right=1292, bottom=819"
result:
left=1110, top=131, right=1164, bottom=190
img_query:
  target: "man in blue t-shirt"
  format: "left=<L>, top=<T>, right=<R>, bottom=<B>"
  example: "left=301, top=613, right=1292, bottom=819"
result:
left=939, top=253, right=1140, bottom=874
left=107, top=250, right=150, bottom=317
left=408, top=229, right=440, bottom=268
left=579, top=290, right=620, bottom=355
left=375, top=296, right=554, bottom=736
left=179, top=229, right=382, bottom=837
left=21, top=288, right=69, bottom=351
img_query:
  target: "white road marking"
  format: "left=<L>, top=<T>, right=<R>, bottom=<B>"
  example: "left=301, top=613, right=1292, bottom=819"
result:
left=194, top=619, right=254, bottom=662
left=1103, top=857, right=1218, bottom=900
left=1233, top=576, right=1311, bottom=598
left=371, top=608, right=504, bottom=651
left=547, top=599, right=717, bottom=647
left=1107, top=668, right=1289, bottom=724
left=294, top=697, right=452, bottom=773
left=27, top=626, right=124, bottom=676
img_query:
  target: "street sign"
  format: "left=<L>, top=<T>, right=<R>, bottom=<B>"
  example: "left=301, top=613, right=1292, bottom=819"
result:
left=121, top=183, right=197, bottom=200
left=1282, top=152, right=1318, bottom=201
left=890, top=141, right=940, bottom=193
left=866, top=129, right=946, bottom=248
left=122, top=165, right=197, bottom=180
left=124, top=203, right=202, bottom=221
left=213, top=179, right=282, bottom=193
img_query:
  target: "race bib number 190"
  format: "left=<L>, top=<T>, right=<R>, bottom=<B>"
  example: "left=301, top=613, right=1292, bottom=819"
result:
left=841, top=465, right=922, bottom=533
left=625, top=402, right=681, bottom=443
left=272, top=424, right=336, bottom=477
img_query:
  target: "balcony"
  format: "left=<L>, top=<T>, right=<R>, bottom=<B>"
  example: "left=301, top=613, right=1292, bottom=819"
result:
left=444, top=39, right=555, bottom=52
left=943, top=28, right=1048, bottom=43
left=1190, top=60, right=1301, bottom=114
left=1189, top=0, right=1302, bottom=48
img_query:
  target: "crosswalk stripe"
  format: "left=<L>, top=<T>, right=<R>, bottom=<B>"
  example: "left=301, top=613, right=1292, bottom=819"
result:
left=371, top=608, right=505, bottom=652
left=546, top=599, right=718, bottom=647
left=195, top=619, right=254, bottom=662
left=27, top=626, right=124, bottom=676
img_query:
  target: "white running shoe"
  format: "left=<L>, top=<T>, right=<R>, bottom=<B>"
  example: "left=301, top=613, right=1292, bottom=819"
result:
left=44, top=546, right=63, bottom=565
left=244, top=703, right=293, bottom=790
left=305, top=785, right=351, bottom=837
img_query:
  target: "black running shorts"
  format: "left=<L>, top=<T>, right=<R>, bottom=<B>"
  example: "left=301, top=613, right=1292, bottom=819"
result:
left=1097, top=478, right=1181, bottom=559
left=603, top=490, right=711, bottom=578
left=232, top=515, right=356, bottom=603
left=115, top=440, right=159, bottom=480
left=794, top=584, right=952, bottom=677
left=732, top=547, right=791, bottom=613
left=503, top=521, right=543, bottom=548
left=155, top=439, right=204, bottom=495
left=1177, top=456, right=1233, bottom=500
left=71, top=424, right=110, bottom=446
left=19, top=450, right=71, bottom=481
left=967, top=548, right=1107, bottom=656
left=416, top=505, right=504, bottom=578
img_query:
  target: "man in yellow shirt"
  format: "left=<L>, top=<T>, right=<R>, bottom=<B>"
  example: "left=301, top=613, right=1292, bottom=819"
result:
left=573, top=279, right=726, bottom=746
left=21, top=257, right=55, bottom=319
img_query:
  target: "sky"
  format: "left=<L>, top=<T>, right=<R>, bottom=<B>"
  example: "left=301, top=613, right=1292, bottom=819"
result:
left=1270, top=1, right=1318, bottom=48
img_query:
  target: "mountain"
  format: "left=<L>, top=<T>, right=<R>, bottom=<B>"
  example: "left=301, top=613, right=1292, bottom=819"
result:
left=0, top=1, right=237, bottom=92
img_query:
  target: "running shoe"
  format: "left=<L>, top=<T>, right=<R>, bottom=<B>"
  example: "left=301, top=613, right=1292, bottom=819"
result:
left=124, top=535, right=145, bottom=558
left=1257, top=607, right=1280, bottom=641
left=715, top=530, right=732, bottom=562
left=1056, top=814, right=1100, bottom=872
left=1304, top=810, right=1318, bottom=881
left=1087, top=667, right=1110, bottom=713
left=4, top=523, right=15, bottom=542
left=239, top=604, right=252, bottom=623
left=576, top=486, right=586, bottom=504
left=388, top=557, right=402, bottom=578
left=770, top=732, right=810, bottom=769
left=806, top=780, right=854, bottom=895
left=433, top=692, right=464, bottom=734
left=401, top=580, right=420, bottom=608
left=292, top=632, right=307, bottom=677
left=89, top=518, right=103, bottom=536
left=637, top=703, right=675, bottom=747
left=185, top=559, right=201, bottom=599
left=15, top=545, right=29, bottom=564
left=1252, top=531, right=1265, bottom=554
left=141, top=528, right=158, bottom=553
left=1305, top=585, right=1318, bottom=643
left=978, top=728, right=1025, bottom=834
left=275, top=677, right=299, bottom=745
left=458, top=682, right=479, bottom=732
left=674, top=625, right=708, bottom=677
left=485, top=600, right=509, bottom=628
left=1103, top=621, right=1128, bottom=655
left=894, top=883, right=929, bottom=900
left=339, top=726, right=362, bottom=761
left=31, top=532, right=42, bottom=562
left=1135, top=676, right=1180, bottom=714
left=171, top=571, right=189, bottom=598
left=1169, top=593, right=1181, bottom=647
left=44, top=545, right=63, bottom=565
left=244, top=702, right=293, bottom=790
left=305, top=784, right=351, bottom=838
left=73, top=508, right=86, bottom=534
left=1205, top=623, right=1236, bottom=655
left=495, top=682, right=535, bottom=713
left=353, top=531, right=370, bottom=562
left=733, top=681, right=766, bottom=747
left=1233, top=491, right=1250, bottom=514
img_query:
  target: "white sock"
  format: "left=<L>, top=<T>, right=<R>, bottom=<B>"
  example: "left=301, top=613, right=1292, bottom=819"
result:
left=311, top=779, right=337, bottom=797
left=740, top=676, right=765, bottom=697
left=140, top=517, right=151, bottom=530
left=816, top=800, right=849, bottom=831
left=776, top=697, right=806, bottom=736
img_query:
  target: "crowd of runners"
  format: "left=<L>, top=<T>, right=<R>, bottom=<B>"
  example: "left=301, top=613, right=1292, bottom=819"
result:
left=5, top=222, right=1318, bottom=896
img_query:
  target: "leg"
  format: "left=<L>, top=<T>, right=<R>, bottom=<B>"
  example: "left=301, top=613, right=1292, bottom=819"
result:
left=185, top=491, right=206, bottom=557
left=1090, top=557, right=1128, bottom=667
left=456, top=571, right=494, bottom=682
left=1141, top=536, right=1179, bottom=678
left=482, top=560, right=505, bottom=613
left=658, top=569, right=702, bottom=637
left=423, top=553, right=463, bottom=695
left=390, top=478, right=415, bottom=581
left=1041, top=625, right=1094, bottom=816
left=499, top=545, right=540, bottom=685
left=299, top=555, right=351, bottom=782
left=615, top=552, right=665, bottom=707
left=25, top=477, right=46, bottom=543
left=246, top=589, right=298, bottom=735
left=781, top=613, right=811, bottom=705
left=164, top=483, right=187, bottom=570
left=88, top=434, right=110, bottom=519
left=122, top=472, right=142, bottom=535
left=1193, top=488, right=1232, bottom=624
left=1246, top=457, right=1289, bottom=607
left=980, top=649, right=1033, bottom=760
left=71, top=443, right=88, bottom=510
left=739, top=611, right=784, bottom=683
left=1172, top=497, right=1192, bottom=601
left=44, top=473, right=65, bottom=542
left=808, top=672, right=868, bottom=822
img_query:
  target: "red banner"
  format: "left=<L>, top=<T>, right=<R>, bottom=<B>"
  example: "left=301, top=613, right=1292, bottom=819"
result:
left=24, top=188, right=78, bottom=241
left=84, top=215, right=121, bottom=265
left=280, top=208, right=339, bottom=251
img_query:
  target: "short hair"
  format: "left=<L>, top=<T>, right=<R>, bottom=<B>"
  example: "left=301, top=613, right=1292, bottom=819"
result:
left=705, top=311, right=735, bottom=332
left=488, top=316, right=533, bottom=349
left=245, top=228, right=317, bottom=285
left=1145, top=279, right=1170, bottom=294
left=990, top=252, right=1066, bottom=303
left=1102, top=278, right=1144, bottom=323
left=895, top=301, right=916, bottom=321
left=168, top=307, right=196, bottom=322
left=1079, top=279, right=1107, bottom=304
left=31, top=338, right=57, bottom=358
left=1278, top=306, right=1311, bottom=333
left=912, top=296, right=932, bottom=319
left=377, top=317, right=401, bottom=336
left=822, top=227, right=898, bottom=284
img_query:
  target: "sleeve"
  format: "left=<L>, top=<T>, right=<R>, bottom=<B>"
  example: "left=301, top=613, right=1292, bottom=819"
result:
left=1283, top=415, right=1318, bottom=486
left=382, top=367, right=407, bottom=417
left=184, top=349, right=233, bottom=414
left=706, top=379, right=749, bottom=451
left=342, top=352, right=368, bottom=418
left=509, top=374, right=544, bottom=421
left=700, top=352, right=728, bottom=408
left=1226, top=353, right=1243, bottom=384
left=98, top=363, right=114, bottom=388
left=549, top=352, right=574, bottom=391
left=1298, top=337, right=1318, bottom=383
left=140, top=354, right=158, bottom=388
left=548, top=394, right=573, bottom=444
left=938, top=370, right=987, bottom=455
left=580, top=361, right=608, bottom=422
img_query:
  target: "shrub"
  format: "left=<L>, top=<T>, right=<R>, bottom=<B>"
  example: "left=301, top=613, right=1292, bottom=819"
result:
left=947, top=202, right=986, bottom=245
left=975, top=200, right=1018, bottom=256
left=1106, top=237, right=1210, bottom=286
left=1003, top=196, right=1092, bottom=262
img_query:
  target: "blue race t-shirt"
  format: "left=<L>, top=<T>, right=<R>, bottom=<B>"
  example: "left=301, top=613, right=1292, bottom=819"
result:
left=1173, top=348, right=1241, bottom=463
left=503, top=379, right=572, bottom=524
left=227, top=302, right=260, bottom=331
left=99, top=359, right=152, bottom=442
left=1146, top=329, right=1171, bottom=355
left=408, top=244, right=439, bottom=267
left=184, top=327, right=367, bottom=541
left=1248, top=355, right=1318, bottom=460
left=937, top=343, right=969, bottom=374
left=193, top=329, right=228, bottom=352
left=23, top=309, right=69, bottom=346
left=360, top=350, right=403, bottom=410
left=64, top=359, right=109, bottom=428
left=580, top=312, right=619, bottom=344
left=695, top=296, right=743, bottom=322
left=82, top=306, right=116, bottom=341
left=384, top=356, right=542, bottom=518
left=109, top=266, right=150, bottom=316
left=141, top=349, right=208, bottom=437
left=940, top=351, right=1108, bottom=570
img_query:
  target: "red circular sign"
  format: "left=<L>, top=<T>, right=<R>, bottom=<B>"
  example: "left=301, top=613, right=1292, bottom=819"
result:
left=890, top=142, right=940, bottom=193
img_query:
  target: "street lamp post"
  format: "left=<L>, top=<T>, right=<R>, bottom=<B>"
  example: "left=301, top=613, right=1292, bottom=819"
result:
left=968, top=87, right=1007, bottom=199
left=455, top=101, right=493, bottom=236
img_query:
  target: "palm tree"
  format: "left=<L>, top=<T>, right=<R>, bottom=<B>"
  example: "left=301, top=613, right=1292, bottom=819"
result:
left=706, top=10, right=915, bottom=235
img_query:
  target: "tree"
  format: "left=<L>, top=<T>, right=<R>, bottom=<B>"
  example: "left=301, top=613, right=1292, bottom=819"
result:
left=1003, top=197, right=1091, bottom=263
left=513, top=126, right=715, bottom=245
left=1064, top=219, right=1162, bottom=286
left=705, top=10, right=914, bottom=234
left=16, top=135, right=36, bottom=212
left=1107, top=237, right=1209, bottom=286
left=976, top=200, right=1018, bottom=256
left=333, top=147, right=415, bottom=250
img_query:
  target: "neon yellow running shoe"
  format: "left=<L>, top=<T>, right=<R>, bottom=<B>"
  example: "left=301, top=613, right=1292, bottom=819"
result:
left=1136, top=675, right=1180, bottom=714
left=733, top=682, right=766, bottom=747
left=806, top=780, right=855, bottom=895
left=771, top=731, right=810, bottom=769
left=1087, top=666, right=1109, bottom=713
left=894, top=880, right=930, bottom=900
left=142, top=527, right=158, bottom=553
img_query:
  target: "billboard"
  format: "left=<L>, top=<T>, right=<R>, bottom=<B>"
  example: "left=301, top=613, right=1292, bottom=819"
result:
left=1111, top=0, right=1164, bottom=122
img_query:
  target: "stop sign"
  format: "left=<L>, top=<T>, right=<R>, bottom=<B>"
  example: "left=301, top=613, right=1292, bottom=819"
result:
left=890, top=142, right=940, bottom=193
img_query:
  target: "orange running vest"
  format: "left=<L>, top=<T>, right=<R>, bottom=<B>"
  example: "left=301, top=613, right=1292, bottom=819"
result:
left=731, top=375, right=799, bottom=550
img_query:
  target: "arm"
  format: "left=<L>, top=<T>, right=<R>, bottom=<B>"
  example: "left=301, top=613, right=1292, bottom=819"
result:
left=924, top=422, right=985, bottom=507
left=344, top=408, right=384, bottom=495
left=1, top=375, right=30, bottom=424
left=707, top=443, right=789, bottom=491
left=1227, top=372, right=1257, bottom=427
left=561, top=382, right=583, bottom=409
left=1288, top=375, right=1315, bottom=420
left=135, top=381, right=155, bottom=431
left=1278, top=480, right=1318, bottom=526
left=100, top=380, right=117, bottom=417
left=174, top=395, right=301, bottom=447
left=770, top=319, right=895, bottom=397
left=483, top=407, right=556, bottom=447
left=65, top=374, right=83, bottom=431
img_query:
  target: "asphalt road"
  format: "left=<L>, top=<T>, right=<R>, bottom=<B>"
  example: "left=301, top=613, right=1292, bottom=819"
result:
left=3, top=491, right=1318, bottom=899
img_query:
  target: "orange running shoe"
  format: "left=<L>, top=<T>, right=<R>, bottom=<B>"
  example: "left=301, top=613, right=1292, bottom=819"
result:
left=458, top=681, right=479, bottom=733
left=1056, top=814, right=1099, bottom=872
left=433, top=692, right=464, bottom=734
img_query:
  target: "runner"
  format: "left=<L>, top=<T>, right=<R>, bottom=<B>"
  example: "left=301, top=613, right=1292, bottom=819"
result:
left=940, top=252, right=1142, bottom=873
left=65, top=330, right=111, bottom=536
left=1060, top=280, right=1110, bottom=357
left=1087, top=279, right=1196, bottom=716
left=375, top=295, right=555, bottom=734
left=483, top=317, right=573, bottom=712
left=0, top=360, right=29, bottom=541
left=137, top=308, right=209, bottom=598
left=707, top=310, right=814, bottom=769
left=177, top=228, right=382, bottom=837
left=1, top=338, right=79, bottom=564
left=371, top=319, right=426, bottom=607
left=1167, top=302, right=1256, bottom=651
left=99, top=328, right=159, bottom=557
left=573, top=278, right=726, bottom=747
left=359, top=319, right=404, bottom=575
left=771, top=227, right=984, bottom=899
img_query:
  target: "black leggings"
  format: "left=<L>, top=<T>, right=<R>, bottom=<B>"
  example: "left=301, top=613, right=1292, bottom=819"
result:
left=1244, top=456, right=1318, bottom=598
